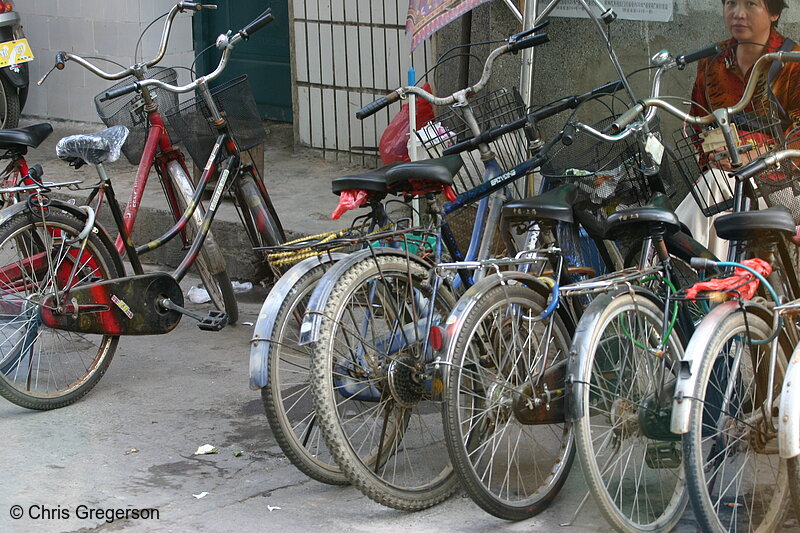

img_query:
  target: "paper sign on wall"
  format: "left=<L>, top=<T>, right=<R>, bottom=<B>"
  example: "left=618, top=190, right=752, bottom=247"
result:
left=549, top=0, right=673, bottom=22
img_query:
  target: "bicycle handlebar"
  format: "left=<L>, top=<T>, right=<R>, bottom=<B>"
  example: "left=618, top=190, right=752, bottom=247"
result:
left=94, top=7, right=273, bottom=102
left=733, top=148, right=800, bottom=180
left=441, top=78, right=625, bottom=156
left=609, top=50, right=800, bottom=134
left=355, top=30, right=550, bottom=120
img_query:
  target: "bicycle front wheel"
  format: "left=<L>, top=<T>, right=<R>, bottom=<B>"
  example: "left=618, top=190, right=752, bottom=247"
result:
left=684, top=309, right=790, bottom=533
left=169, top=160, right=238, bottom=324
left=261, top=261, right=347, bottom=485
left=309, top=254, right=457, bottom=510
left=0, top=210, right=122, bottom=409
left=443, top=283, right=574, bottom=520
left=573, top=292, right=687, bottom=533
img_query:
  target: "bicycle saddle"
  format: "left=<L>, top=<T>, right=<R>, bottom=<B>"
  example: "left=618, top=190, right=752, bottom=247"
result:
left=714, top=206, right=796, bottom=241
left=0, top=123, right=53, bottom=150
left=605, top=205, right=681, bottom=241
left=56, top=125, right=129, bottom=166
left=331, top=162, right=404, bottom=195
left=502, top=183, right=579, bottom=224
left=384, top=154, right=462, bottom=194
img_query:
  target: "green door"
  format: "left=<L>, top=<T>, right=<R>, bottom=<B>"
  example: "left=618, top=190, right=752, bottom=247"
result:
left=193, top=1, right=292, bottom=122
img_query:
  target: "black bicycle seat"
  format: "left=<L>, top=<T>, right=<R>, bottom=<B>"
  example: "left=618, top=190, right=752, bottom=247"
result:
left=714, top=206, right=796, bottom=242
left=502, top=184, right=579, bottom=225
left=605, top=206, right=681, bottom=241
left=385, top=154, right=462, bottom=194
left=0, top=123, right=53, bottom=150
left=56, top=125, right=129, bottom=166
left=331, top=162, right=404, bottom=195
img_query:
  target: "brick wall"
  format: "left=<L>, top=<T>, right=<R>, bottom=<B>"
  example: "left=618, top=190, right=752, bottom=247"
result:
left=17, top=0, right=195, bottom=123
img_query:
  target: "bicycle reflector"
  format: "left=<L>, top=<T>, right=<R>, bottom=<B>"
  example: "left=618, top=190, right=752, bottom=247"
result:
left=1, top=2, right=13, bottom=12
left=429, top=325, right=443, bottom=352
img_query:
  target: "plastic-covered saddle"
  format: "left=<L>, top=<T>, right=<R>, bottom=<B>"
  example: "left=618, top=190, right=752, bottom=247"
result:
left=56, top=125, right=129, bottom=166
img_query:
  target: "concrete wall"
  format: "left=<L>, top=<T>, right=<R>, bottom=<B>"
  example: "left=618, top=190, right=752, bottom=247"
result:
left=434, top=0, right=800, bottom=137
left=16, top=1, right=195, bottom=123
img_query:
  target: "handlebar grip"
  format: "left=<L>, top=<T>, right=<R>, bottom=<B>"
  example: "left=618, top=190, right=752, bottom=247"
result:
left=55, top=51, right=67, bottom=70
left=511, top=20, right=550, bottom=41
left=610, top=102, right=646, bottom=134
left=239, top=8, right=273, bottom=39
left=676, top=44, right=721, bottom=67
left=561, top=123, right=577, bottom=146
left=442, top=137, right=477, bottom=156
left=99, top=82, right=140, bottom=103
left=356, top=91, right=401, bottom=120
left=733, top=158, right=769, bottom=181
left=508, top=32, right=550, bottom=54
left=690, top=257, right=718, bottom=270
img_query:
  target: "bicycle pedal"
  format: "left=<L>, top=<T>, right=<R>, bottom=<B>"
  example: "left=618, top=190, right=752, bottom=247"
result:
left=198, top=310, right=228, bottom=331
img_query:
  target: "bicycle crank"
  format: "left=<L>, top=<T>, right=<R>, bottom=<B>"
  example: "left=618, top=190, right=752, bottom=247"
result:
left=40, top=272, right=183, bottom=335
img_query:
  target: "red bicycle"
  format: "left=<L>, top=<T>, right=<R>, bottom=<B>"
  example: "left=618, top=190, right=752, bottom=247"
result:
left=0, top=3, right=281, bottom=410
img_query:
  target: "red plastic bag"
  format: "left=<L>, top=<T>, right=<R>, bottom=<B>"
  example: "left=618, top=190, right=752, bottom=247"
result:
left=378, top=82, right=435, bottom=165
left=331, top=189, right=369, bottom=220
left=685, top=258, right=772, bottom=300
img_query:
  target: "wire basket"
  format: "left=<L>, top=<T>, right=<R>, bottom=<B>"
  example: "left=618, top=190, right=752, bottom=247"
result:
left=415, top=87, right=529, bottom=255
left=540, top=116, right=656, bottom=220
left=671, top=98, right=785, bottom=218
left=164, top=75, right=267, bottom=168
left=95, top=67, right=179, bottom=165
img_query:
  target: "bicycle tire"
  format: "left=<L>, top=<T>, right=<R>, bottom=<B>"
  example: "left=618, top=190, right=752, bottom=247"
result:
left=443, top=283, right=575, bottom=520
left=573, top=292, right=687, bottom=533
left=683, top=309, right=790, bottom=533
left=309, top=254, right=458, bottom=510
left=168, top=161, right=238, bottom=324
left=0, top=75, right=20, bottom=129
left=261, top=261, right=347, bottom=485
left=236, top=170, right=284, bottom=283
left=0, top=209, right=121, bottom=409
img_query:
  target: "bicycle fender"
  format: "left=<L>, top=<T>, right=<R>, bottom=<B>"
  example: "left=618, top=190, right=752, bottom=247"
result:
left=436, top=271, right=553, bottom=401
left=671, top=300, right=744, bottom=434
left=0, top=198, right=125, bottom=276
left=567, top=286, right=664, bottom=422
left=249, top=253, right=347, bottom=390
left=779, top=344, right=800, bottom=458
left=298, top=247, right=436, bottom=346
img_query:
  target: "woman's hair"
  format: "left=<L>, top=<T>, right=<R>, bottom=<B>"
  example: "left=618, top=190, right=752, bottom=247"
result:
left=722, top=0, right=788, bottom=18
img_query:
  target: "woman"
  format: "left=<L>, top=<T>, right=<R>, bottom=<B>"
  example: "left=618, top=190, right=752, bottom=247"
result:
left=675, top=0, right=800, bottom=259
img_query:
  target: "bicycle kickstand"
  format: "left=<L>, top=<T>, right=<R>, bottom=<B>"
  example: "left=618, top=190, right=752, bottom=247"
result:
left=157, top=297, right=228, bottom=331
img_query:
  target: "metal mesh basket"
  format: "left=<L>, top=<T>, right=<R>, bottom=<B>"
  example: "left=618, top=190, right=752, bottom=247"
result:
left=671, top=98, right=785, bottom=217
left=540, top=116, right=656, bottom=221
left=753, top=157, right=800, bottom=224
left=415, top=88, right=529, bottom=254
left=94, top=67, right=179, bottom=165
left=163, top=75, right=267, bottom=168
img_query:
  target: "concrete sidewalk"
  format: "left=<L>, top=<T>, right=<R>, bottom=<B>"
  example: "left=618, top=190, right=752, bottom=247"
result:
left=19, top=116, right=369, bottom=281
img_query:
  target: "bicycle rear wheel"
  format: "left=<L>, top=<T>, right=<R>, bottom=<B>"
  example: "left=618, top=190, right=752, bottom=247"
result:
left=309, top=254, right=458, bottom=510
left=261, top=261, right=347, bottom=484
left=573, top=292, right=687, bottom=533
left=168, top=160, right=238, bottom=324
left=443, top=283, right=574, bottom=520
left=683, top=309, right=790, bottom=533
left=0, top=210, right=122, bottom=409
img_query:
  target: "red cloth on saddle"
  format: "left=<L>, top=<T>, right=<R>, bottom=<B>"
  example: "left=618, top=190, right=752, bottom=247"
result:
left=685, top=258, right=772, bottom=300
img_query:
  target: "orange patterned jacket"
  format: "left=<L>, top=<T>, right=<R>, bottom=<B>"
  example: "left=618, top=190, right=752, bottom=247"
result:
left=690, top=28, right=800, bottom=130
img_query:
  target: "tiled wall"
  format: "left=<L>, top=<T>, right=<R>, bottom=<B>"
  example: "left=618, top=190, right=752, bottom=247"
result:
left=16, top=0, right=195, bottom=123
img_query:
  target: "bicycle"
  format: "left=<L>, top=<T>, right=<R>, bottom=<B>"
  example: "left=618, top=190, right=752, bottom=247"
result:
left=563, top=48, right=800, bottom=532
left=39, top=2, right=284, bottom=325
left=669, top=149, right=800, bottom=533
left=0, top=6, right=276, bottom=410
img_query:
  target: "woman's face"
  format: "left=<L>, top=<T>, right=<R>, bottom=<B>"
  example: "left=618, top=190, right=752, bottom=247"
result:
left=724, top=0, right=779, bottom=44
